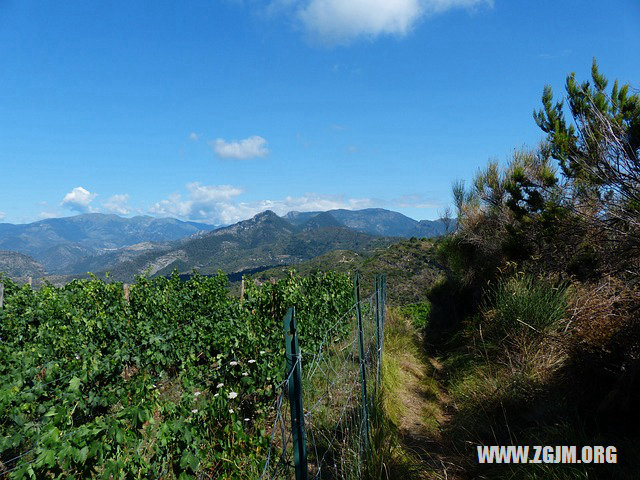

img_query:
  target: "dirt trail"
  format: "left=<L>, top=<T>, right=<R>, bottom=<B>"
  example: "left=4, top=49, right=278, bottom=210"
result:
left=386, top=311, right=461, bottom=480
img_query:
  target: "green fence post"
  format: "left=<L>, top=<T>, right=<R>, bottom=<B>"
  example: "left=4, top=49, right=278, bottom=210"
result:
left=283, top=307, right=308, bottom=480
left=380, top=274, right=386, bottom=360
left=354, top=273, right=370, bottom=453
left=375, top=274, right=381, bottom=388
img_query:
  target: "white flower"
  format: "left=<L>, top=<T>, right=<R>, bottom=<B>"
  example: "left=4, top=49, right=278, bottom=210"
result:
left=191, top=409, right=198, bottom=414
left=229, top=409, right=234, bottom=414
left=194, top=391, right=201, bottom=397
left=244, top=418, right=250, bottom=422
left=248, top=359, right=256, bottom=364
left=229, top=361, right=238, bottom=366
left=242, top=372, right=249, bottom=376
left=214, top=393, right=219, bottom=397
left=216, top=383, right=224, bottom=388
left=75, top=354, right=80, bottom=360
left=227, top=391, right=238, bottom=399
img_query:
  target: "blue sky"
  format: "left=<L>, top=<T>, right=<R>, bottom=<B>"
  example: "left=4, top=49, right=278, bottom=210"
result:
left=1, top=0, right=638, bottom=225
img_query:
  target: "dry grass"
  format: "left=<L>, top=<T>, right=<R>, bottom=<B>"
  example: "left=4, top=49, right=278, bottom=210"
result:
left=567, top=276, right=640, bottom=356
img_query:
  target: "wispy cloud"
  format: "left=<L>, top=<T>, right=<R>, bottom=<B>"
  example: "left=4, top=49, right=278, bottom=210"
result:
left=62, top=186, right=97, bottom=213
left=537, top=48, right=571, bottom=60
left=38, top=211, right=59, bottom=219
left=103, top=194, right=132, bottom=215
left=211, top=135, right=269, bottom=159
left=216, top=193, right=375, bottom=224
left=189, top=132, right=200, bottom=141
left=271, top=0, right=493, bottom=44
left=149, top=184, right=374, bottom=224
left=0, top=212, right=5, bottom=221
left=390, top=193, right=440, bottom=209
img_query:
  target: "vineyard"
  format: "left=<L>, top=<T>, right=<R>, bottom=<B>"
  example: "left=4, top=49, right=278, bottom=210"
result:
left=0, top=270, right=385, bottom=479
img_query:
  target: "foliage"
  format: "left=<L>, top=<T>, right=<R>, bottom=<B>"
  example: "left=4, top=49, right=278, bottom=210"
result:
left=480, top=274, right=568, bottom=342
left=398, top=302, right=431, bottom=330
left=0, top=270, right=353, bottom=479
left=534, top=59, right=640, bottom=189
left=447, top=61, right=639, bottom=292
left=533, top=59, right=640, bottom=277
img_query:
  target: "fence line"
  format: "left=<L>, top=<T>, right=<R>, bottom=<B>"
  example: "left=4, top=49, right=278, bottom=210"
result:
left=259, top=272, right=387, bottom=480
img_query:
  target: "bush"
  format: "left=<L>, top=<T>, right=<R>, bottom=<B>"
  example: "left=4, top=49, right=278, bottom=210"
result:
left=398, top=301, right=431, bottom=330
left=481, top=274, right=568, bottom=342
left=566, top=277, right=640, bottom=423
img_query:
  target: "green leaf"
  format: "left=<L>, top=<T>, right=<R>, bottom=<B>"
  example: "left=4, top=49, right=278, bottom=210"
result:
left=68, top=376, right=82, bottom=392
left=180, top=450, right=198, bottom=471
left=77, top=445, right=89, bottom=463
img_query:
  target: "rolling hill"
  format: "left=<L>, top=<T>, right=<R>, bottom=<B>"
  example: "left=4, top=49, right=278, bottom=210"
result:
left=0, top=214, right=216, bottom=274
left=0, top=251, right=46, bottom=278
left=251, top=237, right=443, bottom=305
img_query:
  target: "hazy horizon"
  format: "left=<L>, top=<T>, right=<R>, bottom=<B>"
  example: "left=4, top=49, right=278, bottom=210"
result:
left=0, top=206, right=445, bottom=227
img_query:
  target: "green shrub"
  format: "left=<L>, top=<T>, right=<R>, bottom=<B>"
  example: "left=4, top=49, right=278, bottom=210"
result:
left=399, top=301, right=431, bottom=330
left=482, top=274, right=568, bottom=341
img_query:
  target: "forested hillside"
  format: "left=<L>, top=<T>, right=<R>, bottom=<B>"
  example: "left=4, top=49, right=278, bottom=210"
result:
left=254, top=237, right=442, bottom=305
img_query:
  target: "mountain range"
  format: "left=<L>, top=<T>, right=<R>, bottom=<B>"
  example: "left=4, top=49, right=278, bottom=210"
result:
left=0, top=208, right=453, bottom=282
left=0, top=214, right=215, bottom=274
left=283, top=208, right=451, bottom=237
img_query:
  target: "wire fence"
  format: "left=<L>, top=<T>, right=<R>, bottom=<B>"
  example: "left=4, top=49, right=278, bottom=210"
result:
left=259, top=272, right=387, bottom=480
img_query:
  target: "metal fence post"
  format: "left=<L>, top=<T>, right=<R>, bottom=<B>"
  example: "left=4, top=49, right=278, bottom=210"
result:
left=283, top=307, right=308, bottom=480
left=0, top=283, right=4, bottom=310
left=380, top=275, right=386, bottom=365
left=354, top=273, right=370, bottom=453
left=374, top=275, right=381, bottom=388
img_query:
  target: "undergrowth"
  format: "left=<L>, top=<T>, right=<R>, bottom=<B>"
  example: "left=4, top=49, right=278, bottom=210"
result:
left=429, top=273, right=640, bottom=479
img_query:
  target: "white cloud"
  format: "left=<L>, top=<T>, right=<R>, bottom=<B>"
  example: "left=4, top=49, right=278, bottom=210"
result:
left=299, top=0, right=422, bottom=42
left=391, top=194, right=440, bottom=209
left=188, top=183, right=244, bottom=202
left=38, top=211, right=59, bottom=219
left=150, top=193, right=191, bottom=218
left=149, top=184, right=374, bottom=225
left=0, top=212, right=5, bottom=221
left=211, top=136, right=269, bottom=159
left=189, top=132, right=200, bottom=141
left=62, top=187, right=97, bottom=213
left=215, top=194, right=375, bottom=224
left=149, top=183, right=245, bottom=221
left=282, top=0, right=492, bottom=43
left=103, top=194, right=132, bottom=215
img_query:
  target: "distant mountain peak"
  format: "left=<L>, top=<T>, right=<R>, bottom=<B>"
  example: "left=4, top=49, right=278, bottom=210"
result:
left=253, top=210, right=279, bottom=220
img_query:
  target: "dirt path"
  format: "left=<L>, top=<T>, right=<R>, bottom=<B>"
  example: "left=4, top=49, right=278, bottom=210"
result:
left=384, top=311, right=461, bottom=480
